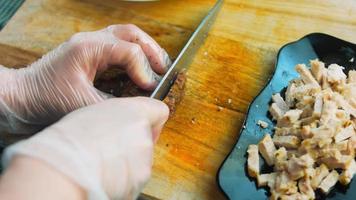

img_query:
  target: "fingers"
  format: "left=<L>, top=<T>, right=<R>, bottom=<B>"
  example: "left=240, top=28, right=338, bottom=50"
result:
left=108, top=40, right=161, bottom=90
left=107, top=24, right=172, bottom=75
left=129, top=97, right=169, bottom=143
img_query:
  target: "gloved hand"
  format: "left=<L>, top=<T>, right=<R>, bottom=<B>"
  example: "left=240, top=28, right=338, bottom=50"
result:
left=2, top=97, right=169, bottom=200
left=0, top=24, right=171, bottom=134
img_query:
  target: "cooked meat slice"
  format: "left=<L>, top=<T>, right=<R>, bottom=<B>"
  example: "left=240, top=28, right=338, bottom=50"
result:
left=272, top=93, right=289, bottom=111
left=285, top=83, right=297, bottom=107
left=275, top=127, right=300, bottom=136
left=313, top=94, right=323, bottom=117
left=310, top=59, right=325, bottom=83
left=311, top=164, right=329, bottom=189
left=318, top=170, right=339, bottom=194
left=331, top=92, right=356, bottom=117
left=320, top=149, right=353, bottom=169
left=257, top=172, right=277, bottom=188
left=259, top=134, right=277, bottom=166
left=326, top=64, right=346, bottom=84
left=273, top=135, right=300, bottom=149
left=320, top=100, right=337, bottom=125
left=286, top=154, right=314, bottom=180
left=298, top=177, right=315, bottom=199
left=334, top=125, right=355, bottom=143
left=295, top=64, right=320, bottom=87
left=274, top=147, right=288, bottom=171
left=333, top=140, right=349, bottom=154
left=300, top=125, right=312, bottom=139
left=257, top=120, right=269, bottom=129
left=277, top=109, right=303, bottom=127
left=275, top=171, right=298, bottom=195
left=247, top=145, right=259, bottom=178
left=339, top=159, right=356, bottom=185
left=269, top=103, right=285, bottom=121
left=348, top=70, right=356, bottom=83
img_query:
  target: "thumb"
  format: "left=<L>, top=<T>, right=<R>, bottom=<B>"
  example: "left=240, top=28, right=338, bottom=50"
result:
left=133, top=97, right=169, bottom=143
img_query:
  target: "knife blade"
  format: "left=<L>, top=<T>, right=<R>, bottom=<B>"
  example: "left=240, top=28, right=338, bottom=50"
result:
left=150, top=0, right=223, bottom=100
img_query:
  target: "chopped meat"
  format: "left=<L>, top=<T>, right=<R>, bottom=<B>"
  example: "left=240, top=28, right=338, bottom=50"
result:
left=275, top=127, right=300, bottom=136
left=274, top=147, right=288, bottom=171
left=298, top=177, right=315, bottom=199
left=348, top=70, right=356, bottom=83
left=326, top=64, right=346, bottom=84
left=257, top=172, right=277, bottom=188
left=269, top=103, right=285, bottom=120
left=295, top=64, right=320, bottom=87
left=163, top=71, right=187, bottom=114
left=277, top=109, right=302, bottom=127
left=272, top=93, right=289, bottom=112
left=246, top=61, right=356, bottom=199
left=286, top=154, right=314, bottom=180
left=313, top=94, right=323, bottom=117
left=273, top=135, right=300, bottom=149
left=311, top=164, right=329, bottom=190
left=339, top=159, right=356, bottom=185
left=258, top=134, right=276, bottom=166
left=247, top=145, right=259, bottom=178
left=334, top=125, right=355, bottom=143
left=275, top=171, right=298, bottom=195
left=318, top=170, right=339, bottom=194
left=257, top=120, right=269, bottom=129
left=310, top=59, right=325, bottom=83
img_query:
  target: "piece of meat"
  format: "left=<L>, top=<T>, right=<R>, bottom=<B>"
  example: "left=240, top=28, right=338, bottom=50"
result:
left=275, top=171, right=298, bottom=195
left=310, top=59, right=325, bottom=83
left=334, top=125, right=355, bottom=143
left=313, top=94, right=323, bottom=117
left=277, top=109, right=303, bottom=127
left=269, top=103, right=285, bottom=121
left=311, top=164, right=329, bottom=190
left=273, top=135, right=301, bottom=149
left=348, top=70, right=356, bottom=83
left=247, top=145, right=259, bottom=178
left=274, top=147, right=288, bottom=171
left=295, top=64, right=320, bottom=87
left=258, top=134, right=277, bottom=166
left=257, top=120, right=269, bottom=129
left=320, top=100, right=337, bottom=125
left=275, top=127, right=301, bottom=137
left=272, top=93, right=289, bottom=111
left=326, top=64, right=346, bottom=84
left=163, top=71, right=187, bottom=114
left=286, top=154, right=314, bottom=180
left=298, top=176, right=315, bottom=199
left=320, top=149, right=353, bottom=169
left=339, top=159, right=356, bottom=185
left=257, top=172, right=277, bottom=188
left=318, top=170, right=339, bottom=194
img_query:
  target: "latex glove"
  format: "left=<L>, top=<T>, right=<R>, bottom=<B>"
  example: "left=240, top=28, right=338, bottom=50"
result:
left=0, top=24, right=171, bottom=134
left=2, top=97, right=169, bottom=200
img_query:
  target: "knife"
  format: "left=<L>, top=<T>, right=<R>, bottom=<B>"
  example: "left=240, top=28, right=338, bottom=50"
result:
left=150, top=0, right=224, bottom=100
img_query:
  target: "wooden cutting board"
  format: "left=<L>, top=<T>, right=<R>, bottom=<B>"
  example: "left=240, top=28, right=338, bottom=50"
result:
left=0, top=0, right=356, bottom=199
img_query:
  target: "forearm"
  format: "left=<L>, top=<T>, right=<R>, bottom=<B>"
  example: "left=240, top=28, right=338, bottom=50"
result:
left=0, top=155, right=86, bottom=200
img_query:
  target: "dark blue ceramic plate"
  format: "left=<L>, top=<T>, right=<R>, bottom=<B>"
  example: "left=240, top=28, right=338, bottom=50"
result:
left=217, top=33, right=356, bottom=200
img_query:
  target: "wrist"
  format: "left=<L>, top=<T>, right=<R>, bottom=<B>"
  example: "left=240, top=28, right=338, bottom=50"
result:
left=0, top=155, right=86, bottom=200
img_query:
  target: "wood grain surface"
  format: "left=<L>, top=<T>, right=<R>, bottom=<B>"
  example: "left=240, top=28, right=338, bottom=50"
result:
left=1, top=0, right=356, bottom=199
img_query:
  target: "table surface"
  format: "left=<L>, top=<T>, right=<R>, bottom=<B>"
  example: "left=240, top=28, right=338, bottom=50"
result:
left=0, top=0, right=356, bottom=199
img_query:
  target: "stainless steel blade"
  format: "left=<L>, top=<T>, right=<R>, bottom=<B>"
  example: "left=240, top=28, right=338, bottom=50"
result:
left=150, top=0, right=223, bottom=100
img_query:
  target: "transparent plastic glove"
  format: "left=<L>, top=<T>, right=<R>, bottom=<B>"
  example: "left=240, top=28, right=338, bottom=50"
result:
left=2, top=97, right=169, bottom=200
left=0, top=24, right=171, bottom=134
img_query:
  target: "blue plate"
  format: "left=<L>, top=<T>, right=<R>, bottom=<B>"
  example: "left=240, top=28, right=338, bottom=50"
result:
left=217, top=33, right=356, bottom=200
